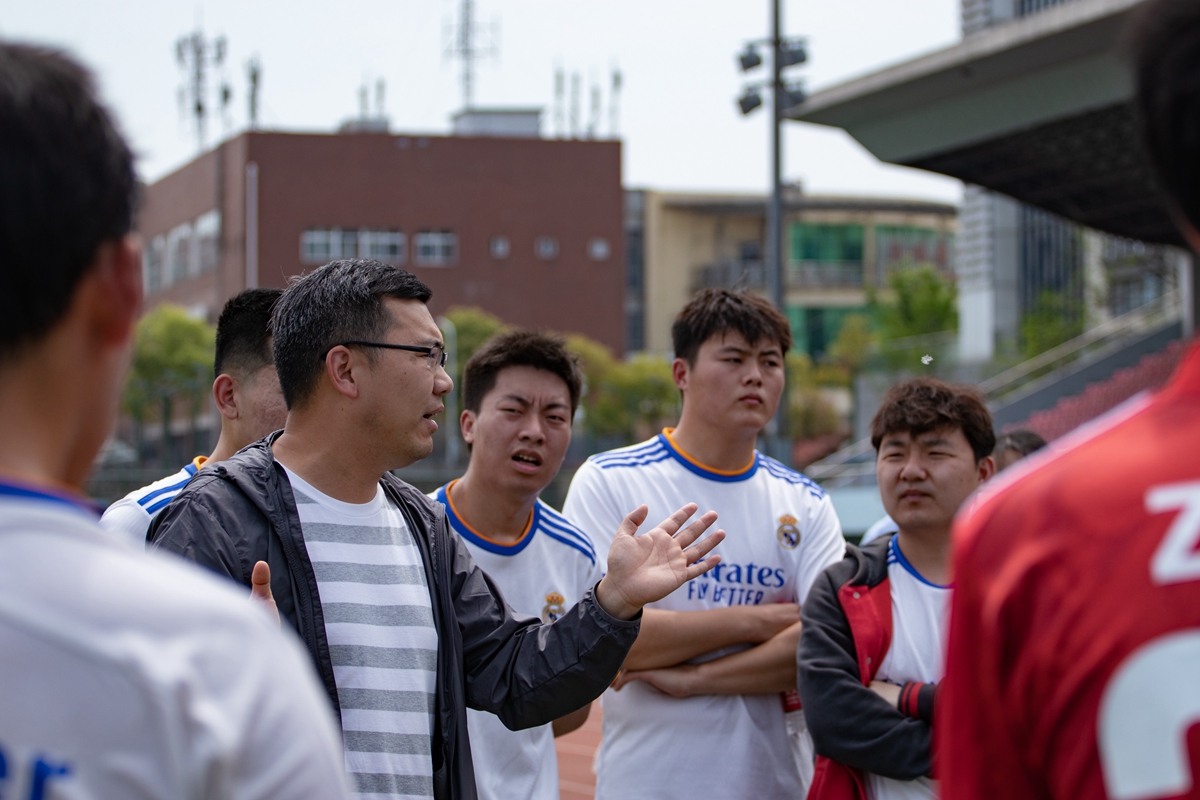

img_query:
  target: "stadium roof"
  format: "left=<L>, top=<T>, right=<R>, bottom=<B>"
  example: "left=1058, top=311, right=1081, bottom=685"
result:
left=787, top=0, right=1182, bottom=246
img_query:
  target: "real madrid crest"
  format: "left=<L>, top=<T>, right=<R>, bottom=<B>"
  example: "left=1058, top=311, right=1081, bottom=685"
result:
left=542, top=591, right=567, bottom=623
left=777, top=514, right=800, bottom=549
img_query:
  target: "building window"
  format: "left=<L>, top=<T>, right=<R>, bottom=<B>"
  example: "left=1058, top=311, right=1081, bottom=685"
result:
left=194, top=210, right=221, bottom=275
left=364, top=230, right=406, bottom=264
left=489, top=236, right=511, bottom=260
left=144, top=236, right=166, bottom=294
left=301, top=228, right=406, bottom=265
left=588, top=237, right=611, bottom=261
left=789, top=223, right=864, bottom=288
left=873, top=225, right=955, bottom=286
left=535, top=236, right=559, bottom=260
left=301, top=230, right=332, bottom=264
left=414, top=231, right=457, bottom=267
left=166, top=222, right=193, bottom=286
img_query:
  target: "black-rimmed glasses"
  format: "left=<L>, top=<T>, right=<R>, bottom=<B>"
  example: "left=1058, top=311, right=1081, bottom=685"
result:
left=329, top=340, right=448, bottom=371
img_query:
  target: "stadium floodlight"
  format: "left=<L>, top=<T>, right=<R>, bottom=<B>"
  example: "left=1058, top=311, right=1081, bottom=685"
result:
left=779, top=42, right=807, bottom=68
left=738, top=88, right=763, bottom=115
left=780, top=85, right=807, bottom=112
left=739, top=45, right=763, bottom=72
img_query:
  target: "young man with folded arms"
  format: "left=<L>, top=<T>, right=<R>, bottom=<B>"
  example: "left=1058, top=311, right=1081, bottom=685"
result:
left=565, top=288, right=846, bottom=799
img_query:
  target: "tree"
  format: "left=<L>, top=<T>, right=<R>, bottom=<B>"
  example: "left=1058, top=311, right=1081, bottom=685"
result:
left=827, top=314, right=874, bottom=377
left=1021, top=289, right=1083, bottom=358
left=122, top=305, right=215, bottom=467
left=566, top=335, right=679, bottom=443
left=872, top=266, right=958, bottom=341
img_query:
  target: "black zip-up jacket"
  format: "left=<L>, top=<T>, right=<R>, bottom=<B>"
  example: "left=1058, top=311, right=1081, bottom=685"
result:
left=797, top=536, right=938, bottom=792
left=148, top=436, right=640, bottom=800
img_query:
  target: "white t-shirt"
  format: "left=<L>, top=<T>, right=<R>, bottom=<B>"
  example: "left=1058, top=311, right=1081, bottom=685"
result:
left=285, top=468, right=439, bottom=800
left=861, top=515, right=898, bottom=545
left=431, top=482, right=603, bottom=800
left=0, top=478, right=349, bottom=799
left=867, top=536, right=950, bottom=800
left=99, top=457, right=206, bottom=549
left=563, top=430, right=846, bottom=800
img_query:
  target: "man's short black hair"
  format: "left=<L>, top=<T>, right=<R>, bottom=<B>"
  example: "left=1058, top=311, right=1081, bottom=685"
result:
left=871, top=377, right=996, bottom=462
left=1132, top=0, right=1200, bottom=235
left=994, top=429, right=1046, bottom=458
left=0, top=42, right=137, bottom=360
left=672, top=289, right=794, bottom=364
left=462, top=330, right=583, bottom=415
left=272, top=259, right=433, bottom=409
left=214, top=288, right=282, bottom=379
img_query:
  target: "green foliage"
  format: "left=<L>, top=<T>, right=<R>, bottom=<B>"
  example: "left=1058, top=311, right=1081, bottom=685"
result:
left=786, top=351, right=849, bottom=440
left=566, top=335, right=679, bottom=442
left=442, top=306, right=508, bottom=378
left=826, top=314, right=874, bottom=376
left=122, top=305, right=216, bottom=422
left=789, top=387, right=844, bottom=440
left=871, top=266, right=958, bottom=341
left=1021, top=290, right=1083, bottom=359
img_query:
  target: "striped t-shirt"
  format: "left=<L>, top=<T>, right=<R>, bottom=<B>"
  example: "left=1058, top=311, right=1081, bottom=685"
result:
left=284, top=467, right=438, bottom=800
left=99, top=456, right=207, bottom=549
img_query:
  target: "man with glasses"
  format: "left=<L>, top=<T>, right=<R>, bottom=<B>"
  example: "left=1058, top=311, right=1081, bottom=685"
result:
left=149, top=259, right=726, bottom=800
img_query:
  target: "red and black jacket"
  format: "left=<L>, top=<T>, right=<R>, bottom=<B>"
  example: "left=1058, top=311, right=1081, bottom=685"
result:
left=797, top=536, right=938, bottom=800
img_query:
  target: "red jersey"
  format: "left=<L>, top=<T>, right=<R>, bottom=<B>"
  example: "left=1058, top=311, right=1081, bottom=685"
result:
left=941, top=341, right=1200, bottom=800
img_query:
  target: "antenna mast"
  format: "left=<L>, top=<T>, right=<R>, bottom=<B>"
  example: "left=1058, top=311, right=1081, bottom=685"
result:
left=175, top=29, right=231, bottom=151
left=447, top=0, right=497, bottom=110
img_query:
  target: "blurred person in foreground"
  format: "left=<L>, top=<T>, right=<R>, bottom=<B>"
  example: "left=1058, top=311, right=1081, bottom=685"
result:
left=860, top=427, right=1042, bottom=546
left=564, top=288, right=846, bottom=800
left=798, top=379, right=994, bottom=800
left=0, top=42, right=348, bottom=797
left=939, top=1, right=1200, bottom=796
left=430, top=331, right=599, bottom=800
left=150, top=258, right=725, bottom=800
left=100, top=287, right=287, bottom=548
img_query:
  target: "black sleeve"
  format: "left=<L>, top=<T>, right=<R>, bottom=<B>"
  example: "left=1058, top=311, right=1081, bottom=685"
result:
left=148, top=478, right=255, bottom=585
left=797, top=566, right=932, bottom=780
left=442, top=517, right=640, bottom=731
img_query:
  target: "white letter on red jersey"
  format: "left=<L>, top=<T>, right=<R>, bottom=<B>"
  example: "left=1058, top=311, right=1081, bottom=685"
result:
left=1099, top=630, right=1200, bottom=800
left=1147, top=481, right=1200, bottom=586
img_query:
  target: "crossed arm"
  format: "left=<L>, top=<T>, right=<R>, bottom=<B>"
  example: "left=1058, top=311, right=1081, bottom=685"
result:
left=613, top=604, right=802, bottom=697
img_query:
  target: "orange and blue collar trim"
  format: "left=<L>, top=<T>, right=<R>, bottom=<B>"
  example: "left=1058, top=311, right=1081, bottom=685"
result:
left=660, top=428, right=759, bottom=483
left=438, top=480, right=539, bottom=556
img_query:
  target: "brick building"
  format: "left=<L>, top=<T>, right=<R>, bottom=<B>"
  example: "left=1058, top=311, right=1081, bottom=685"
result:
left=138, top=127, right=625, bottom=354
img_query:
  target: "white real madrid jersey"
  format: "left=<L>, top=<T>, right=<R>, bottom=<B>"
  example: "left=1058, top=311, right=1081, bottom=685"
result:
left=99, top=456, right=206, bottom=549
left=431, top=482, right=603, bottom=800
left=563, top=430, right=846, bottom=800
left=867, top=536, right=949, bottom=800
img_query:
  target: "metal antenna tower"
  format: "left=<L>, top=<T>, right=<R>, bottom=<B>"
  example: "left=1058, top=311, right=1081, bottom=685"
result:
left=554, top=64, right=565, bottom=138
left=446, top=0, right=497, bottom=110
left=609, top=65, right=622, bottom=138
left=175, top=29, right=231, bottom=151
left=569, top=72, right=581, bottom=138
left=246, top=57, right=261, bottom=129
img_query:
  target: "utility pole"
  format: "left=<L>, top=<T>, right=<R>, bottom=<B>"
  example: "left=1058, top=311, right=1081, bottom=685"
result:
left=735, top=3, right=807, bottom=460
left=447, top=0, right=497, bottom=111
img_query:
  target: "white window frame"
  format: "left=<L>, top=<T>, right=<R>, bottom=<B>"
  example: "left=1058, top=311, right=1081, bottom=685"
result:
left=414, top=231, right=457, bottom=267
left=588, top=237, right=611, bottom=261
left=535, top=236, right=559, bottom=261
left=489, top=235, right=511, bottom=260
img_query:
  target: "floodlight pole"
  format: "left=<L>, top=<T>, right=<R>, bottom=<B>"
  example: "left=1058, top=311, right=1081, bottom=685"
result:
left=766, top=0, right=788, bottom=453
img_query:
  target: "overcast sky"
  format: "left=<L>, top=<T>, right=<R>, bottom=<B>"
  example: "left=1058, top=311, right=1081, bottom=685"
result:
left=3, top=0, right=963, bottom=203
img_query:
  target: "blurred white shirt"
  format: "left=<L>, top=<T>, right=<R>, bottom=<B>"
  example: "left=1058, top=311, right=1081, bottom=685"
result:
left=0, top=479, right=350, bottom=800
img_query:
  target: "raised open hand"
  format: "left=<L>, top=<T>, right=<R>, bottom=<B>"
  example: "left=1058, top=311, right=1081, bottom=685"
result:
left=595, top=503, right=725, bottom=620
